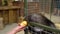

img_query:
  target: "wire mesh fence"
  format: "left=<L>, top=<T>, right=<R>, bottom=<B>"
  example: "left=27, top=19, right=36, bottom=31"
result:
left=27, top=0, right=60, bottom=16
left=53, top=0, right=60, bottom=16
left=27, top=0, right=51, bottom=14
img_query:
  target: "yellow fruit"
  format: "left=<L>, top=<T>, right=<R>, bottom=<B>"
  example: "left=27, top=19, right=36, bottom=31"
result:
left=20, top=21, right=27, bottom=26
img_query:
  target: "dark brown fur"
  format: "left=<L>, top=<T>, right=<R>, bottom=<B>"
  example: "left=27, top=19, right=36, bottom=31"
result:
left=24, top=13, right=56, bottom=34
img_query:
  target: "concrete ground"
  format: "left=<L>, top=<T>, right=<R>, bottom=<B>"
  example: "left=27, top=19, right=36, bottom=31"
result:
left=0, top=23, right=24, bottom=34
left=41, top=12, right=60, bottom=29
left=45, top=13, right=60, bottom=29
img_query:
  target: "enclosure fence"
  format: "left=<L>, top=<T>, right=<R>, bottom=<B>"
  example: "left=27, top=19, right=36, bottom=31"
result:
left=28, top=22, right=60, bottom=34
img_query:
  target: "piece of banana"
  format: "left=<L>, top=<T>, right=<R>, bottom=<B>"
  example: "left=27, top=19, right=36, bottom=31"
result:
left=20, top=21, right=27, bottom=26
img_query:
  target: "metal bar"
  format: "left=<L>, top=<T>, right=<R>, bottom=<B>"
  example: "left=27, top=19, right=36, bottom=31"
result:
left=24, top=0, right=28, bottom=34
left=50, top=0, right=53, bottom=20
left=24, top=0, right=28, bottom=16
left=29, top=22, right=60, bottom=33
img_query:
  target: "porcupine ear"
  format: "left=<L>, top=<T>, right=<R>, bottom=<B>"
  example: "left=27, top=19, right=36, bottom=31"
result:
left=24, top=14, right=31, bottom=22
